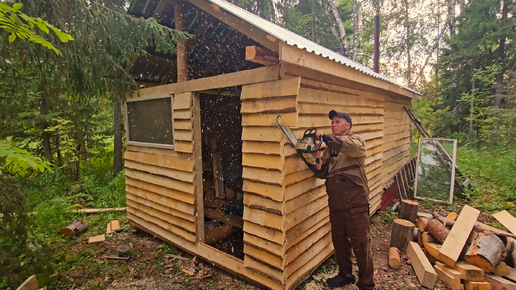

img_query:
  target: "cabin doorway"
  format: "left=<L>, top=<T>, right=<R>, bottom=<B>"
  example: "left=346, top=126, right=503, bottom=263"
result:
left=199, top=90, right=244, bottom=260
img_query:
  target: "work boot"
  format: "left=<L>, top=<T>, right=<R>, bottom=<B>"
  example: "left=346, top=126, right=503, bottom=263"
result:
left=326, top=274, right=356, bottom=288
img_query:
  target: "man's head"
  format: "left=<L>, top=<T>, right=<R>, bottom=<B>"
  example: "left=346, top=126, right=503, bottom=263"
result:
left=328, top=110, right=352, bottom=136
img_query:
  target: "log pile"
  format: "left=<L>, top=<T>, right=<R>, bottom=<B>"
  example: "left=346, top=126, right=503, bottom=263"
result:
left=389, top=201, right=516, bottom=290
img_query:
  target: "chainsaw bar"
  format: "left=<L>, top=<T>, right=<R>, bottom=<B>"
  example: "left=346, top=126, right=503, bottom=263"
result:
left=276, top=116, right=298, bottom=146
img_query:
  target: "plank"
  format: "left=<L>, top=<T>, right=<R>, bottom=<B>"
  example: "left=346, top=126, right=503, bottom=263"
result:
left=88, top=234, right=106, bottom=244
left=299, top=77, right=386, bottom=102
left=130, top=66, right=280, bottom=100
left=243, top=255, right=283, bottom=284
left=242, top=141, right=282, bottom=155
left=244, top=244, right=284, bottom=271
left=243, top=221, right=284, bottom=246
left=285, top=232, right=332, bottom=277
left=284, top=243, right=334, bottom=290
left=174, top=119, right=192, bottom=130
left=242, top=126, right=283, bottom=142
left=192, top=93, right=204, bottom=242
left=126, top=199, right=195, bottom=233
left=244, top=232, right=284, bottom=257
left=241, top=77, right=300, bottom=100
left=297, top=102, right=385, bottom=115
left=243, top=180, right=284, bottom=202
left=243, top=193, right=283, bottom=215
left=172, top=108, right=192, bottom=119
left=284, top=221, right=331, bottom=266
left=492, top=210, right=516, bottom=234
left=407, top=241, right=438, bottom=289
left=464, top=281, right=492, bottom=290
left=126, top=189, right=195, bottom=221
left=285, top=195, right=328, bottom=231
left=242, top=166, right=283, bottom=185
left=126, top=177, right=196, bottom=205
left=124, top=160, right=194, bottom=183
left=124, top=150, right=194, bottom=172
left=174, top=140, right=194, bottom=153
left=485, top=274, right=516, bottom=290
left=126, top=145, right=192, bottom=159
left=16, top=275, right=38, bottom=290
left=174, top=129, right=194, bottom=141
left=284, top=177, right=325, bottom=201
left=173, top=92, right=192, bottom=110
left=438, top=205, right=480, bottom=266
left=286, top=208, right=329, bottom=250
left=434, top=262, right=464, bottom=290
left=297, top=87, right=383, bottom=107
left=242, top=111, right=298, bottom=127
left=125, top=169, right=194, bottom=194
left=243, top=207, right=283, bottom=231
left=128, top=207, right=196, bottom=243
left=241, top=97, right=297, bottom=113
left=451, top=261, right=485, bottom=282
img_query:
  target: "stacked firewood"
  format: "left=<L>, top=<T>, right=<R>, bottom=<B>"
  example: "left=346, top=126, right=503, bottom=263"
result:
left=389, top=200, right=516, bottom=290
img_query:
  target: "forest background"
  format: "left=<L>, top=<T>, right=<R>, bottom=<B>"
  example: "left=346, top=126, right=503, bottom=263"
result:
left=0, top=0, right=515, bottom=289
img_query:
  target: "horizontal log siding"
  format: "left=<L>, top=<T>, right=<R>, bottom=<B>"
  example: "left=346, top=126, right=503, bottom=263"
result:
left=240, top=77, right=301, bottom=284
left=282, top=80, right=385, bottom=289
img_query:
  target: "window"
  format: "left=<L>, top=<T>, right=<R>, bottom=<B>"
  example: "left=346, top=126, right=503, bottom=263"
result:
left=126, top=96, right=175, bottom=148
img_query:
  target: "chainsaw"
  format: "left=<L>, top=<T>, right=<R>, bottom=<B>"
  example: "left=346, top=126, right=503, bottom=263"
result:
left=276, top=116, right=325, bottom=173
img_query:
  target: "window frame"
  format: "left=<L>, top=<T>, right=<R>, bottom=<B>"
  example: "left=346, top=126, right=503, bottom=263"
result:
left=124, top=94, right=176, bottom=150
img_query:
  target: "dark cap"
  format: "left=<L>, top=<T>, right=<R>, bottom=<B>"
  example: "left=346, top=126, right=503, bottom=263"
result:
left=329, top=110, right=352, bottom=128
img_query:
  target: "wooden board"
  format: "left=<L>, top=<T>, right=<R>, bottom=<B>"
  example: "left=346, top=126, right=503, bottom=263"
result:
left=407, top=241, right=438, bottom=289
left=438, top=205, right=480, bottom=266
left=485, top=274, right=516, bottom=290
left=492, top=210, right=516, bottom=234
left=16, top=275, right=38, bottom=290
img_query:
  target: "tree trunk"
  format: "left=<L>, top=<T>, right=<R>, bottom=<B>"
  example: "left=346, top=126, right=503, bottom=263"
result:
left=465, top=232, right=506, bottom=273
left=390, top=219, right=415, bottom=250
left=389, top=247, right=402, bottom=269
left=492, top=1, right=508, bottom=143
left=55, top=135, right=62, bottom=167
left=470, top=65, right=476, bottom=134
left=399, top=199, right=419, bottom=223
left=405, top=0, right=411, bottom=86
left=447, top=0, right=455, bottom=37
left=352, top=0, right=358, bottom=60
left=311, top=0, right=316, bottom=42
left=327, top=0, right=348, bottom=56
left=322, top=0, right=345, bottom=55
left=112, top=94, right=123, bottom=175
left=427, top=219, right=450, bottom=243
left=40, top=97, right=52, bottom=160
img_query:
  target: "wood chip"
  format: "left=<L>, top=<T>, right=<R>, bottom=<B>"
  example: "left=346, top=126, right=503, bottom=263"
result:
left=88, top=234, right=106, bottom=244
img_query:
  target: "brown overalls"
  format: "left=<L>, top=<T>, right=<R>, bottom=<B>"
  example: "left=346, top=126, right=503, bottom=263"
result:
left=314, top=131, right=375, bottom=290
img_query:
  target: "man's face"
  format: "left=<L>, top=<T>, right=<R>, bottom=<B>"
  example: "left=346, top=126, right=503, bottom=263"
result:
left=331, top=116, right=351, bottom=136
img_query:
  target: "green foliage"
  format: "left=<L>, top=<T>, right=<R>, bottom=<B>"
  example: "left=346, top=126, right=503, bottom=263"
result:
left=0, top=140, right=53, bottom=176
left=0, top=2, right=73, bottom=55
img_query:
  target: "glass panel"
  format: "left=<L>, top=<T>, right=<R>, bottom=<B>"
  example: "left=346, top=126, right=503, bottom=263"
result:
left=414, top=138, right=457, bottom=204
left=126, top=97, right=174, bottom=145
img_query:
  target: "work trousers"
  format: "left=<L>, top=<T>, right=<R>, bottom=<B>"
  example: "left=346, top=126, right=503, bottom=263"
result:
left=329, top=205, right=375, bottom=289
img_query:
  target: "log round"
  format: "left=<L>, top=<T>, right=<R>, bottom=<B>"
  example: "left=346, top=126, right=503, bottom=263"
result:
left=59, top=218, right=89, bottom=236
left=417, top=217, right=431, bottom=232
left=465, top=232, right=507, bottom=273
left=427, top=219, right=450, bottom=243
left=399, top=199, right=419, bottom=223
left=389, top=247, right=402, bottom=269
left=390, top=219, right=415, bottom=251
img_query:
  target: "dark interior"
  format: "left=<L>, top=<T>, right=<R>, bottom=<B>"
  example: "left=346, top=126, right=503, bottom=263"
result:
left=200, top=91, right=244, bottom=260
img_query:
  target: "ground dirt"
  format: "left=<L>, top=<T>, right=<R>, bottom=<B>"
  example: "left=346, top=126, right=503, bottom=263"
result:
left=60, top=201, right=502, bottom=290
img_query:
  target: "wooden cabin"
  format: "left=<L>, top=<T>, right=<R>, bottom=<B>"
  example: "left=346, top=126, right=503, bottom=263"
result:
left=123, top=0, right=422, bottom=289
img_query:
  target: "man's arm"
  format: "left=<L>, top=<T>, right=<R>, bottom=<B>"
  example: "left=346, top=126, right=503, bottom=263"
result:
left=322, top=134, right=366, bottom=158
left=313, top=149, right=329, bottom=179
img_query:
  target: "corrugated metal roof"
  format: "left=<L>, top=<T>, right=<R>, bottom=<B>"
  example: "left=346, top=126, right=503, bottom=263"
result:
left=206, top=0, right=422, bottom=96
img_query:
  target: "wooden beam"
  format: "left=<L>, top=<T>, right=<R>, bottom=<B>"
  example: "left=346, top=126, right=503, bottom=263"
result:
left=128, top=65, right=279, bottom=101
left=186, top=0, right=278, bottom=52
left=175, top=0, right=188, bottom=82
left=492, top=210, right=516, bottom=234
left=407, top=241, right=438, bottom=289
left=246, top=45, right=279, bottom=66
left=193, top=93, right=204, bottom=243
left=278, top=42, right=421, bottom=99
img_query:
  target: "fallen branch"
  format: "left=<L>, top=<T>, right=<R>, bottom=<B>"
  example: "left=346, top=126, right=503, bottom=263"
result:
left=100, top=256, right=131, bottom=260
left=0, top=207, right=126, bottom=218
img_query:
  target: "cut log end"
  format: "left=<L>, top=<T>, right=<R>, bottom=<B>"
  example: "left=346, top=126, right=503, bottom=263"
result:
left=400, top=199, right=419, bottom=223
left=465, top=232, right=506, bottom=273
left=389, top=247, right=402, bottom=269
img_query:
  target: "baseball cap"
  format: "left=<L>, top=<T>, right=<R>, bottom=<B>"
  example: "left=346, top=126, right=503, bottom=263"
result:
left=329, top=110, right=352, bottom=128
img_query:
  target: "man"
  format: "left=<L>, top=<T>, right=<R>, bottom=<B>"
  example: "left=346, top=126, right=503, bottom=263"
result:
left=313, top=110, right=375, bottom=290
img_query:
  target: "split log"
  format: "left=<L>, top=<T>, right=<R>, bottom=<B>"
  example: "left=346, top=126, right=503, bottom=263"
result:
left=427, top=219, right=450, bottom=243
left=390, top=219, right=415, bottom=250
left=399, top=199, right=419, bottom=223
left=502, top=237, right=516, bottom=267
left=389, top=247, right=402, bottom=269
left=418, top=217, right=432, bottom=232
left=433, top=212, right=516, bottom=240
left=59, top=218, right=89, bottom=236
left=465, top=232, right=507, bottom=273
left=413, top=228, right=419, bottom=242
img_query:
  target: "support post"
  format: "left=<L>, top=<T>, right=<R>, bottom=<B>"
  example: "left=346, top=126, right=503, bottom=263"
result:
left=175, top=0, right=188, bottom=82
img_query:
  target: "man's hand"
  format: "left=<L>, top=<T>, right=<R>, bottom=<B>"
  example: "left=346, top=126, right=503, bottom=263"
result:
left=315, top=129, right=324, bottom=140
left=314, top=158, right=323, bottom=171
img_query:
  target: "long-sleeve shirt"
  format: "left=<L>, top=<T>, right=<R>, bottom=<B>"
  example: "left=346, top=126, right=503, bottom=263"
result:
left=314, top=131, right=370, bottom=210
